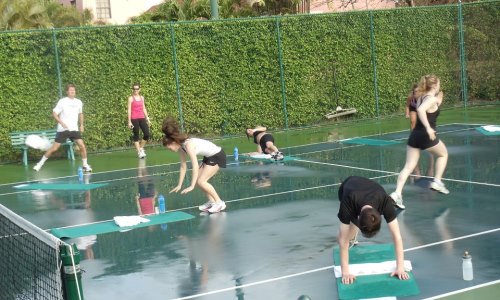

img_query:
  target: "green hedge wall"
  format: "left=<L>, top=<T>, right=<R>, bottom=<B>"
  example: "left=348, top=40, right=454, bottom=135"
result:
left=0, top=2, right=498, bottom=162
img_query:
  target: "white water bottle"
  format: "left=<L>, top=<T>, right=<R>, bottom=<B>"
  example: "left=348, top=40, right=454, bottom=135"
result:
left=462, top=251, right=473, bottom=281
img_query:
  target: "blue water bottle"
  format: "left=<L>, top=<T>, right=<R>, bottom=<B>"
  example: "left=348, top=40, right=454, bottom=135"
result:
left=234, top=146, right=239, bottom=161
left=158, top=194, right=165, bottom=213
left=77, top=167, right=84, bottom=183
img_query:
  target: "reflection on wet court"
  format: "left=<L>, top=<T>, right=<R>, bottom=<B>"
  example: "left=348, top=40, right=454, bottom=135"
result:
left=1, top=124, right=499, bottom=299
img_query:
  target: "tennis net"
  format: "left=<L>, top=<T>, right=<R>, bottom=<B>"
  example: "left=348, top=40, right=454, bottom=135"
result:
left=0, top=203, right=64, bottom=300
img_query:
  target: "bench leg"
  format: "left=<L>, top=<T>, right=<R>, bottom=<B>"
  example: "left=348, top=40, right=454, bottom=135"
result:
left=22, top=149, right=28, bottom=166
left=67, top=144, right=75, bottom=161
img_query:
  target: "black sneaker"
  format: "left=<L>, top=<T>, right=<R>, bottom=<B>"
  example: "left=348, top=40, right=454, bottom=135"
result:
left=272, top=152, right=284, bottom=161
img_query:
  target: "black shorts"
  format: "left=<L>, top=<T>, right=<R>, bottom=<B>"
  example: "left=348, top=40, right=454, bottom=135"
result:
left=202, top=149, right=226, bottom=168
left=55, top=131, right=82, bottom=143
left=407, top=129, right=439, bottom=150
left=259, top=134, right=275, bottom=153
left=409, top=105, right=417, bottom=112
left=131, top=118, right=151, bottom=142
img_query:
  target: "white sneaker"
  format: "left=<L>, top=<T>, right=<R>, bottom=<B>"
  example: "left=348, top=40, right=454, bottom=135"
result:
left=33, top=163, right=43, bottom=172
left=430, top=181, right=449, bottom=194
left=390, top=192, right=406, bottom=210
left=138, top=149, right=146, bottom=159
left=140, top=148, right=146, bottom=158
left=82, top=165, right=93, bottom=173
left=198, top=201, right=215, bottom=212
left=208, top=201, right=226, bottom=213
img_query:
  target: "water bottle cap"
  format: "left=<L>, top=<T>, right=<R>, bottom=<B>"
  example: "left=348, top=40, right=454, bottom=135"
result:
left=463, top=251, right=471, bottom=259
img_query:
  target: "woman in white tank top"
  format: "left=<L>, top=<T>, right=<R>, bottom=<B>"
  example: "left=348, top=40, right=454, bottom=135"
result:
left=161, top=117, right=227, bottom=214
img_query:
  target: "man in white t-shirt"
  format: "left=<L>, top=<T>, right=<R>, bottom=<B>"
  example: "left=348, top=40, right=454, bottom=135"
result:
left=33, top=84, right=92, bottom=172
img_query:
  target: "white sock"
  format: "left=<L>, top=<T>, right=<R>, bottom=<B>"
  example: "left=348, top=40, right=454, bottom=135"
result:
left=434, top=179, right=442, bottom=184
left=82, top=159, right=88, bottom=166
left=39, top=155, right=48, bottom=164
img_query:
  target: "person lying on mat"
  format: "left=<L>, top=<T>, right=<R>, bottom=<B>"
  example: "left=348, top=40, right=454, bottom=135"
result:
left=245, top=126, right=284, bottom=161
left=162, top=116, right=227, bottom=214
left=337, top=176, right=409, bottom=284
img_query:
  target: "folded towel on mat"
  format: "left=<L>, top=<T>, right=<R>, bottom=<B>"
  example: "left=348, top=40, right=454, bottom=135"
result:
left=333, top=260, right=413, bottom=278
left=482, top=125, right=500, bottom=132
left=113, top=216, right=150, bottom=227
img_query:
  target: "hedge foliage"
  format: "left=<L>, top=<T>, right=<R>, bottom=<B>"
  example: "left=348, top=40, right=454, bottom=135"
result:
left=0, top=2, right=498, bottom=162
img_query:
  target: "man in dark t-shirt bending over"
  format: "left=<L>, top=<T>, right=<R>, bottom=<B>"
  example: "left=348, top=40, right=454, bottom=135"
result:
left=337, top=176, right=409, bottom=284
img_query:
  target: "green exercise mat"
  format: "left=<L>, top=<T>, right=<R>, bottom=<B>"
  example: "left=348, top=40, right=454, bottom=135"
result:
left=341, top=138, right=401, bottom=146
left=239, top=154, right=297, bottom=162
left=50, top=211, right=194, bottom=239
left=14, top=183, right=108, bottom=191
left=333, top=244, right=420, bottom=300
left=475, top=126, right=500, bottom=136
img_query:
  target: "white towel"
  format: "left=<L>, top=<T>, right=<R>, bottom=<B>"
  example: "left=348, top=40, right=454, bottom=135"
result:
left=113, top=216, right=150, bottom=227
left=333, top=260, right=413, bottom=278
left=481, top=125, right=500, bottom=132
left=251, top=153, right=272, bottom=159
left=25, top=134, right=52, bottom=151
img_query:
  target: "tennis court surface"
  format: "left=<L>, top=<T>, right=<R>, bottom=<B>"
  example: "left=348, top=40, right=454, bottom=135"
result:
left=1, top=122, right=499, bottom=299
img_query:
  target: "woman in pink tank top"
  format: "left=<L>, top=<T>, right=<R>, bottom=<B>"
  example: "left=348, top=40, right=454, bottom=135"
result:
left=127, top=83, right=151, bottom=158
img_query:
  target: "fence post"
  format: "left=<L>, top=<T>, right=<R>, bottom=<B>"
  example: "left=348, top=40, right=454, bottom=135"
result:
left=458, top=0, right=468, bottom=107
left=369, top=11, right=380, bottom=119
left=275, top=17, right=289, bottom=130
left=51, top=28, right=62, bottom=99
left=169, top=23, right=184, bottom=132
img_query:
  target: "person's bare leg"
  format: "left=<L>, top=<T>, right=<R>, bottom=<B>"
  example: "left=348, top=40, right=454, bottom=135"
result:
left=395, top=146, right=421, bottom=195
left=197, top=165, right=221, bottom=202
left=75, top=139, right=87, bottom=160
left=426, top=141, right=447, bottom=182
left=265, top=141, right=279, bottom=154
left=34, top=142, right=62, bottom=170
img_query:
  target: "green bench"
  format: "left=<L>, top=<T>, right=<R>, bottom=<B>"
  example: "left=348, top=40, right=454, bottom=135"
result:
left=9, top=129, right=75, bottom=166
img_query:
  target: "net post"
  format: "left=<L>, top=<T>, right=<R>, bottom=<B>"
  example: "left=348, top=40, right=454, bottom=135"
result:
left=60, top=243, right=84, bottom=300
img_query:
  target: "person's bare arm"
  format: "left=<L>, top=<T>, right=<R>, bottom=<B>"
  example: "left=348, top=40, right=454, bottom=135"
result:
left=171, top=151, right=187, bottom=193
left=79, top=113, right=84, bottom=133
left=127, top=96, right=133, bottom=128
left=417, top=95, right=438, bottom=140
left=142, top=96, right=151, bottom=126
left=338, top=223, right=355, bottom=284
left=181, top=141, right=198, bottom=194
left=52, top=111, right=67, bottom=129
left=387, top=219, right=410, bottom=280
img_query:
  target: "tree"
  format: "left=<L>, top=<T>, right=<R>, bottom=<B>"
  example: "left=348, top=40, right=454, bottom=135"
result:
left=0, top=0, right=92, bottom=31
left=129, top=0, right=266, bottom=23
left=0, top=0, right=51, bottom=30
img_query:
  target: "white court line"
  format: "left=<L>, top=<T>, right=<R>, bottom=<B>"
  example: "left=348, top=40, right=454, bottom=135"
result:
left=172, top=228, right=500, bottom=300
left=0, top=161, right=181, bottom=187
left=421, top=279, right=500, bottom=300
left=172, top=265, right=336, bottom=300
left=404, top=228, right=500, bottom=252
left=294, top=159, right=500, bottom=188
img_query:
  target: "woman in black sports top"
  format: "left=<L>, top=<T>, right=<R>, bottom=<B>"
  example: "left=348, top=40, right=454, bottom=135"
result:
left=245, top=126, right=283, bottom=161
left=390, top=74, right=449, bottom=209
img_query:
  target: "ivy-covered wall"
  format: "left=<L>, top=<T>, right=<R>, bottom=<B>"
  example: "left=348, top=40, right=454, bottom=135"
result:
left=0, top=2, right=498, bottom=162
